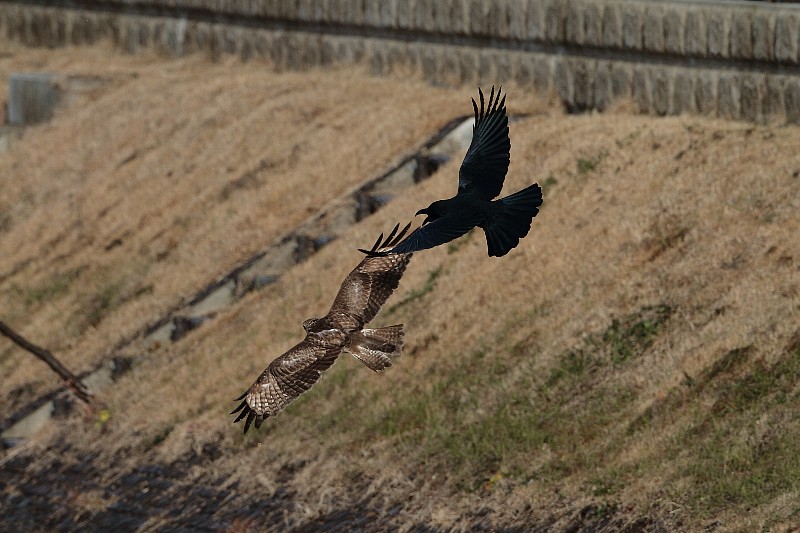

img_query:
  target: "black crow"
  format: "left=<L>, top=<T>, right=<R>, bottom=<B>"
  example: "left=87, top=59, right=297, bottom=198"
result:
left=387, top=87, right=542, bottom=257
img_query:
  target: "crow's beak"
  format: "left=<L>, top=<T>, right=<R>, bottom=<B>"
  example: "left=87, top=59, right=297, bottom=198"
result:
left=415, top=208, right=432, bottom=225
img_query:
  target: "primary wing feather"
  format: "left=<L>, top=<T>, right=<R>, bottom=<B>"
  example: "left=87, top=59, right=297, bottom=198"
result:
left=389, top=212, right=482, bottom=254
left=328, top=224, right=412, bottom=324
left=458, top=86, right=510, bottom=200
left=231, top=337, right=343, bottom=432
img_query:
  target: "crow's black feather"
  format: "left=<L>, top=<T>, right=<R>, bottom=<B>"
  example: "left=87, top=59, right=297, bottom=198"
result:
left=387, top=87, right=542, bottom=257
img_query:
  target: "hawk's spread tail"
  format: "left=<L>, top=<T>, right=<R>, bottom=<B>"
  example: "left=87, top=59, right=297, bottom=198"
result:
left=483, top=183, right=543, bottom=257
left=347, top=324, right=404, bottom=372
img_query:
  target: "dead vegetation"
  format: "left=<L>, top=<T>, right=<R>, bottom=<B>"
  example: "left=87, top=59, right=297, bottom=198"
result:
left=0, top=43, right=477, bottom=412
left=2, top=44, right=800, bottom=531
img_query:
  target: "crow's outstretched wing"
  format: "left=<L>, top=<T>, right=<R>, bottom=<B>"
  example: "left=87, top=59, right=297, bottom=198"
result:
left=389, top=212, right=483, bottom=254
left=231, top=338, right=343, bottom=432
left=330, top=223, right=412, bottom=325
left=458, top=86, right=510, bottom=201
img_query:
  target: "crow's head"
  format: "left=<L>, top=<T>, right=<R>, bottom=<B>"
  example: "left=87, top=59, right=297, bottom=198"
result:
left=416, top=201, right=444, bottom=225
left=415, top=207, right=432, bottom=224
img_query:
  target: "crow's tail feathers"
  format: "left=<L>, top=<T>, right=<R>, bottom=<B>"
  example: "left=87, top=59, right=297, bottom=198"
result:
left=483, top=183, right=543, bottom=257
left=347, top=324, right=404, bottom=372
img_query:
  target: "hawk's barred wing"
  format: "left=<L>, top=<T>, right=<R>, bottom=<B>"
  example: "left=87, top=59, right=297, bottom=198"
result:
left=329, top=223, right=413, bottom=324
left=458, top=86, right=510, bottom=201
left=231, top=225, right=413, bottom=432
left=231, top=338, right=343, bottom=432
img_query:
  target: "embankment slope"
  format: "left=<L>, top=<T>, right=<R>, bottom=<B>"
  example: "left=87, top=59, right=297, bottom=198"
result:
left=1, top=45, right=799, bottom=531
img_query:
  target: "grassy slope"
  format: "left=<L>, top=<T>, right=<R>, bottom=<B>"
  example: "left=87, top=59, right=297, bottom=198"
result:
left=0, top=45, right=472, bottom=414
left=2, top=46, right=800, bottom=530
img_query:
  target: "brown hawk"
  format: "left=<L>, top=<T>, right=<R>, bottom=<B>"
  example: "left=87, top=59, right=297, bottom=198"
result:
left=231, top=223, right=413, bottom=432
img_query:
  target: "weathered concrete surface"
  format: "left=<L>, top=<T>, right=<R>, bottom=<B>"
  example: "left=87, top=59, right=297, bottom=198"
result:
left=0, top=126, right=22, bottom=154
left=1, top=401, right=54, bottom=447
left=142, top=321, right=173, bottom=351
left=2, top=1, right=800, bottom=123
left=80, top=363, right=114, bottom=394
left=427, top=118, right=473, bottom=159
left=7, top=72, right=60, bottom=125
left=186, top=280, right=236, bottom=318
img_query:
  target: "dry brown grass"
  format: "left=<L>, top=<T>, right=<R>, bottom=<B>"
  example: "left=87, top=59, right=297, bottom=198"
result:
left=0, top=43, right=511, bottom=411
left=3, top=44, right=800, bottom=530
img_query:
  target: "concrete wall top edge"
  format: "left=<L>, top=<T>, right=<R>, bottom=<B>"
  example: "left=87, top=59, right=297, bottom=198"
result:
left=5, top=0, right=800, bottom=67
left=3, top=2, right=800, bottom=123
left=84, top=0, right=800, bottom=15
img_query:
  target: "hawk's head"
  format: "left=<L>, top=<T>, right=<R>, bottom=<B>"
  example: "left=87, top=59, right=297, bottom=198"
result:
left=302, top=318, right=322, bottom=332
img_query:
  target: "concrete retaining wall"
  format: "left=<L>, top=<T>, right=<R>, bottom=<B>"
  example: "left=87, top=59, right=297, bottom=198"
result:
left=2, top=0, right=800, bottom=123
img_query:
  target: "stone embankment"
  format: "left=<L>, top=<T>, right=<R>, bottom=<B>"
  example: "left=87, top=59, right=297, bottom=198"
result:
left=1, top=0, right=800, bottom=122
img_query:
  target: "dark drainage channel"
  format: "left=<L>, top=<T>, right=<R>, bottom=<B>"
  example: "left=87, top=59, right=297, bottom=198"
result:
left=138, top=114, right=470, bottom=347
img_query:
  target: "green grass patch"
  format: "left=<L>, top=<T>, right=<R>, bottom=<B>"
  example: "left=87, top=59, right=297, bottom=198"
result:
left=20, top=268, right=84, bottom=307
left=576, top=149, right=609, bottom=176
left=606, top=337, right=800, bottom=522
left=626, top=384, right=688, bottom=435
left=685, top=414, right=800, bottom=515
left=0, top=209, right=11, bottom=234
left=71, top=274, right=153, bottom=332
left=362, top=332, right=641, bottom=492
left=80, top=280, right=126, bottom=328
left=702, top=345, right=752, bottom=383
left=547, top=347, right=595, bottom=386
left=589, top=470, right=625, bottom=497
left=541, top=173, right=558, bottom=189
left=628, top=345, right=754, bottom=435
left=671, top=346, right=800, bottom=516
left=548, top=304, right=672, bottom=386
left=711, top=347, right=800, bottom=415
left=603, top=305, right=673, bottom=364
